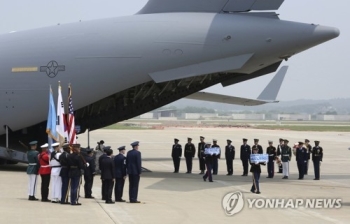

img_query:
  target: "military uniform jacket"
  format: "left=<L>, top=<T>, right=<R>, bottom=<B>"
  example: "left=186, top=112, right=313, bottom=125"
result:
left=276, top=144, right=282, bottom=156
left=100, top=156, right=115, bottom=180
left=49, top=151, right=62, bottom=176
left=249, top=160, right=265, bottom=173
left=98, top=154, right=107, bottom=170
left=67, top=153, right=84, bottom=178
left=184, top=143, right=196, bottom=157
left=305, top=144, right=312, bottom=160
left=240, top=144, right=251, bottom=161
left=266, top=146, right=277, bottom=162
left=296, top=147, right=308, bottom=163
left=38, top=152, right=51, bottom=175
left=114, top=154, right=127, bottom=178
left=212, top=144, right=221, bottom=159
left=26, top=150, right=39, bottom=175
left=312, top=146, right=323, bottom=161
left=84, top=155, right=96, bottom=177
left=171, top=144, right=182, bottom=158
left=126, top=149, right=142, bottom=175
left=225, top=145, right=235, bottom=160
left=254, top=144, right=264, bottom=154
left=281, top=146, right=292, bottom=162
left=59, top=151, right=70, bottom=177
left=198, top=142, right=205, bottom=158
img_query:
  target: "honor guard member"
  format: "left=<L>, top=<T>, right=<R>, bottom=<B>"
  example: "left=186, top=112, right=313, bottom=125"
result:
left=126, top=141, right=142, bottom=203
left=212, top=139, right=220, bottom=175
left=266, top=141, right=277, bottom=178
left=225, top=140, right=235, bottom=175
left=184, top=138, right=196, bottom=174
left=240, top=139, right=251, bottom=176
left=99, top=147, right=108, bottom=200
left=203, top=143, right=214, bottom=182
left=304, top=139, right=312, bottom=175
left=68, top=144, right=85, bottom=205
left=296, top=142, right=308, bottom=180
left=250, top=146, right=266, bottom=194
left=114, top=146, right=127, bottom=202
left=27, top=141, right=39, bottom=201
left=198, top=136, right=206, bottom=174
left=253, top=139, right=264, bottom=154
left=94, top=140, right=105, bottom=174
left=276, top=138, right=284, bottom=173
left=312, top=141, right=323, bottom=180
left=84, top=148, right=96, bottom=199
left=100, top=147, right=115, bottom=204
left=59, top=143, right=70, bottom=204
left=49, top=143, right=62, bottom=203
left=171, top=139, right=182, bottom=173
left=281, top=140, right=292, bottom=179
left=38, top=143, right=51, bottom=202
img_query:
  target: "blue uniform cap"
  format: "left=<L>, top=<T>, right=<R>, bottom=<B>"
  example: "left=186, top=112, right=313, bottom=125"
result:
left=174, top=138, right=179, bottom=142
left=86, top=148, right=93, bottom=153
left=131, top=141, right=139, bottom=147
left=103, top=146, right=111, bottom=152
left=118, top=146, right=126, bottom=151
left=29, top=141, right=38, bottom=145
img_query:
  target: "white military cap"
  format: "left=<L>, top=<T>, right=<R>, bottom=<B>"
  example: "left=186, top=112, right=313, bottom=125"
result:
left=41, top=143, right=49, bottom=148
left=52, top=143, right=60, bottom=147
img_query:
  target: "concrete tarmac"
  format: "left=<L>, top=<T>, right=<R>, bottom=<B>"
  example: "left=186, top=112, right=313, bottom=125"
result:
left=1, top=128, right=349, bottom=224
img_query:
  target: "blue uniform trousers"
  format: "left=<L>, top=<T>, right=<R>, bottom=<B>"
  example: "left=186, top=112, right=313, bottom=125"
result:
left=70, top=176, right=80, bottom=205
left=61, top=176, right=69, bottom=203
left=129, top=175, right=140, bottom=202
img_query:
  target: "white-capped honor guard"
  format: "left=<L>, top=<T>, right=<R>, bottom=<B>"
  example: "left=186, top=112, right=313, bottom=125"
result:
left=27, top=141, right=39, bottom=201
left=50, top=142, right=62, bottom=203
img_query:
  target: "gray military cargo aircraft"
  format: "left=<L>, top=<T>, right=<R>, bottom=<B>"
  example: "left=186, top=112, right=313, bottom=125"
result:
left=0, top=0, right=339, bottom=164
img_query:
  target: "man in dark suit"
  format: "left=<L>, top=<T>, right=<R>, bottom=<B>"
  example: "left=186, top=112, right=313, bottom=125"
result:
left=100, top=147, right=115, bottom=204
left=225, top=139, right=235, bottom=175
left=114, top=146, right=127, bottom=202
left=84, top=148, right=96, bottom=199
left=171, top=139, right=182, bottom=173
left=296, top=142, right=308, bottom=180
left=312, top=140, right=323, bottom=180
left=198, top=136, right=206, bottom=174
left=240, top=138, right=251, bottom=176
left=126, top=141, right=142, bottom=203
left=99, top=147, right=108, bottom=200
left=184, top=138, right=196, bottom=174
left=254, top=139, right=263, bottom=154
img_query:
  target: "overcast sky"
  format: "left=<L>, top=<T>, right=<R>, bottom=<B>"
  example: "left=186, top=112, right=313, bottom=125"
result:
left=0, top=0, right=348, bottom=101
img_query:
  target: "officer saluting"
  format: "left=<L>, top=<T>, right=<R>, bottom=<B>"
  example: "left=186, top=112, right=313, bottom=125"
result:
left=266, top=141, right=277, bottom=178
left=198, top=136, right=206, bottom=174
left=296, top=142, right=308, bottom=180
left=171, top=139, right=182, bottom=173
left=59, top=143, right=71, bottom=204
left=240, top=138, right=251, bottom=176
left=312, top=141, right=323, bottom=180
left=184, top=138, right=196, bottom=174
left=67, top=144, right=85, bottom=205
left=114, top=146, right=127, bottom=202
left=27, top=141, right=39, bottom=201
left=126, top=141, right=142, bottom=203
left=225, top=140, right=235, bottom=176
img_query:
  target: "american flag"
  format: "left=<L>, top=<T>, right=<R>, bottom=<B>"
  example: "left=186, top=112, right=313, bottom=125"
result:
left=67, top=85, right=77, bottom=144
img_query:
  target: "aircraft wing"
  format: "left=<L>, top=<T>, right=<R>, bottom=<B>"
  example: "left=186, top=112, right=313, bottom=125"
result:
left=138, top=0, right=284, bottom=14
left=185, top=66, right=288, bottom=106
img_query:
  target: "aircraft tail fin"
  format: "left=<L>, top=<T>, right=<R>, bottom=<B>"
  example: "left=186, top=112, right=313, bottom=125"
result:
left=257, top=66, right=288, bottom=101
left=138, top=0, right=284, bottom=14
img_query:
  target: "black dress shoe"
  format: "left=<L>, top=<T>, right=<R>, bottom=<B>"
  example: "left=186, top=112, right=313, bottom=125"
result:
left=106, top=201, right=115, bottom=204
left=85, top=196, right=95, bottom=199
left=241, top=174, right=245, bottom=176
left=130, top=201, right=141, bottom=203
left=203, top=177, right=206, bottom=182
left=209, top=180, right=213, bottom=182
left=116, top=199, right=126, bottom=202
left=250, top=190, right=255, bottom=193
left=41, top=199, right=51, bottom=202
left=256, top=191, right=261, bottom=194
left=71, top=203, right=82, bottom=206
left=313, top=178, right=320, bottom=180
left=60, top=201, right=70, bottom=204
left=52, top=201, right=58, bottom=203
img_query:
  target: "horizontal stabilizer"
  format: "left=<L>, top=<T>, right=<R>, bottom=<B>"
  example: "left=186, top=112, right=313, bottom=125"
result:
left=257, top=66, right=288, bottom=101
left=149, top=54, right=253, bottom=83
left=138, top=0, right=284, bottom=14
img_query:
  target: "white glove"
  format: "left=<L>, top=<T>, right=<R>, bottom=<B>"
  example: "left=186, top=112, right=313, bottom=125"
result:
left=86, top=162, right=90, bottom=167
left=255, top=162, right=259, bottom=164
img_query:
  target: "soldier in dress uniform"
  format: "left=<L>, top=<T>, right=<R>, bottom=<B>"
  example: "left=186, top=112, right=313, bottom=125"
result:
left=59, top=143, right=71, bottom=204
left=203, top=143, right=214, bottom=182
left=240, top=138, right=251, bottom=176
left=68, top=144, right=85, bottom=205
left=38, top=143, right=51, bottom=202
left=296, top=142, right=308, bottom=180
left=49, top=143, right=62, bottom=203
left=197, top=136, right=206, bottom=174
left=184, top=138, right=196, bottom=174
left=212, top=139, right=220, bottom=175
left=249, top=146, right=265, bottom=194
left=126, top=141, right=142, bottom=203
left=304, top=139, right=312, bottom=175
left=100, top=148, right=115, bottom=204
left=312, top=141, right=323, bottom=180
left=276, top=138, right=284, bottom=173
left=114, top=146, right=127, bottom=202
left=253, top=139, right=263, bottom=154
left=27, top=141, right=39, bottom=201
left=266, top=141, right=277, bottom=178
left=281, top=140, right=292, bottom=179
left=171, top=139, right=182, bottom=173
left=225, top=139, right=235, bottom=175
left=84, top=148, right=96, bottom=199
left=99, top=147, right=108, bottom=200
